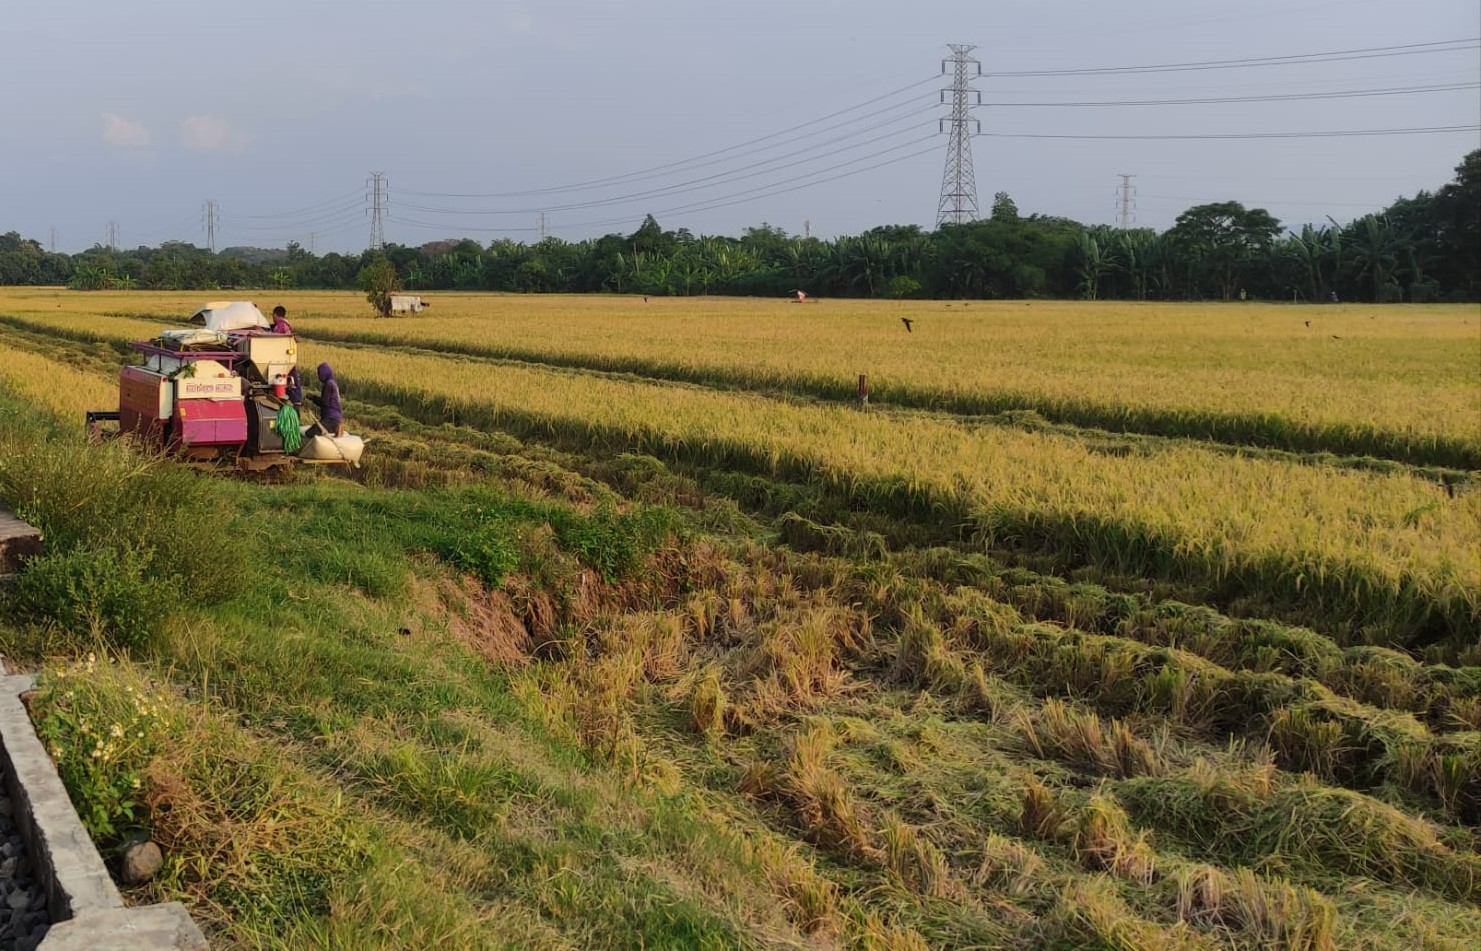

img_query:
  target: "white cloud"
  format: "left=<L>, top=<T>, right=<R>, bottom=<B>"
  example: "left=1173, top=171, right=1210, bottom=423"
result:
left=181, top=115, right=249, bottom=152
left=101, top=113, right=150, bottom=148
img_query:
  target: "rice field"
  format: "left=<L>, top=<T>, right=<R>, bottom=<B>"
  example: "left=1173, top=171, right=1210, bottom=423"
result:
left=2, top=293, right=1476, bottom=649
left=2, top=288, right=1478, bottom=463
left=2, top=287, right=1479, bottom=949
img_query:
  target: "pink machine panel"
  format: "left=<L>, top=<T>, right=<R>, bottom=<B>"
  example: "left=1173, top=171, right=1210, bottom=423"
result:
left=119, top=366, right=169, bottom=446
left=176, top=399, right=247, bottom=446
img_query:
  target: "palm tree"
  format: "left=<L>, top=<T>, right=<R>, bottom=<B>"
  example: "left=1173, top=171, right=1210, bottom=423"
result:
left=1109, top=229, right=1161, bottom=300
left=1346, top=215, right=1408, bottom=302
left=1072, top=230, right=1119, bottom=301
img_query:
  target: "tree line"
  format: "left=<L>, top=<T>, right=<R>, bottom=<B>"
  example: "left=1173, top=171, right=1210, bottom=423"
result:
left=3, top=150, right=1475, bottom=303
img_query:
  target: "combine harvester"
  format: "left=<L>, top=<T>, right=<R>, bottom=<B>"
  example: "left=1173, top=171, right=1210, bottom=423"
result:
left=86, top=301, right=364, bottom=471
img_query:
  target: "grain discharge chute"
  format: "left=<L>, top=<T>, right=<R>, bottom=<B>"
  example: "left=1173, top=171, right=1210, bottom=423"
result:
left=86, top=301, right=364, bottom=470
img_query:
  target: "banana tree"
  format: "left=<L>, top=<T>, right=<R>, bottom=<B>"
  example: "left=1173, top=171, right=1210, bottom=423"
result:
left=1345, top=215, right=1409, bottom=302
left=1071, top=229, right=1119, bottom=301
left=1285, top=223, right=1339, bottom=302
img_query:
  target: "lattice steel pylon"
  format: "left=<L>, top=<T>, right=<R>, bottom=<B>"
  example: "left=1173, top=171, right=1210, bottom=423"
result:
left=368, top=172, right=387, bottom=249
left=936, top=44, right=982, bottom=228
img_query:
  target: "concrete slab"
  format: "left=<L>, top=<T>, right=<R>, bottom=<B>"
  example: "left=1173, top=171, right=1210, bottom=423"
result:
left=0, top=675, right=120, bottom=919
left=0, top=510, right=44, bottom=575
left=39, top=903, right=207, bottom=950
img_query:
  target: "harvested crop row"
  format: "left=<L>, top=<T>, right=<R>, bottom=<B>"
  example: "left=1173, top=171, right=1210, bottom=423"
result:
left=588, top=584, right=1469, bottom=947
left=893, top=584, right=1481, bottom=824
left=871, top=542, right=1481, bottom=722
left=776, top=515, right=1481, bottom=720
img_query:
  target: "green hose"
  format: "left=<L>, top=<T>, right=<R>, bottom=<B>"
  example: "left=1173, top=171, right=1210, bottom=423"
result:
left=276, top=403, right=302, bottom=453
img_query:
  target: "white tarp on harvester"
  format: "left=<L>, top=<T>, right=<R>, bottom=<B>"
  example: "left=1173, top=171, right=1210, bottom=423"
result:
left=189, top=301, right=270, bottom=332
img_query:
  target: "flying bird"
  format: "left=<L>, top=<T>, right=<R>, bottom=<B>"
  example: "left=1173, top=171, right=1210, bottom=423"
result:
left=1304, top=320, right=1311, bottom=327
left=901, top=317, right=914, bottom=333
left=1331, top=334, right=1343, bottom=340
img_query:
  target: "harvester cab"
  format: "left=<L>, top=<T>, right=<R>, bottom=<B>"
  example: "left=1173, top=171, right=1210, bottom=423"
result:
left=86, top=302, right=364, bottom=471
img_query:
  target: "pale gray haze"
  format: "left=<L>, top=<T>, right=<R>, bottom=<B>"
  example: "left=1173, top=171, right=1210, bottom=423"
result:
left=2, top=0, right=1477, bottom=252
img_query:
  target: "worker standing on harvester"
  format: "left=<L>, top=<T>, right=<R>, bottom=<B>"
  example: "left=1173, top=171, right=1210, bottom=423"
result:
left=313, top=363, right=344, bottom=438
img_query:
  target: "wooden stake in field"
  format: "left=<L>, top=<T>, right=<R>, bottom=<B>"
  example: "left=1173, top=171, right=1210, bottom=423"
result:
left=857, top=374, right=869, bottom=408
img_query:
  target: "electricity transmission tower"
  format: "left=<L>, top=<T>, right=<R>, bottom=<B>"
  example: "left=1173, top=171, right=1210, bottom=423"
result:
left=203, top=200, right=218, bottom=251
left=106, top=221, right=119, bottom=252
left=1116, top=174, right=1137, bottom=228
left=936, top=43, right=982, bottom=228
left=368, top=172, right=387, bottom=249
left=48, top=228, right=56, bottom=253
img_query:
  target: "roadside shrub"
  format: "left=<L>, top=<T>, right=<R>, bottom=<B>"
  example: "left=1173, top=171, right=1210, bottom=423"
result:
left=0, top=403, right=240, bottom=648
left=549, top=505, right=677, bottom=583
left=7, top=546, right=169, bottom=650
left=433, top=511, right=520, bottom=588
left=29, top=655, right=177, bottom=841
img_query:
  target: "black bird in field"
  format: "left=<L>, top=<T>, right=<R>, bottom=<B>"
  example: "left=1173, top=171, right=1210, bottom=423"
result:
left=1331, top=334, right=1343, bottom=340
left=1304, top=320, right=1311, bottom=327
left=901, top=316, right=914, bottom=333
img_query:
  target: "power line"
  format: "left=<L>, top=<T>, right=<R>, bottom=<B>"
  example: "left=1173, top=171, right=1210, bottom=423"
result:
left=385, top=122, right=1467, bottom=239
left=983, top=81, right=1479, bottom=107
left=403, top=97, right=937, bottom=211
left=239, top=188, right=366, bottom=220
left=230, top=203, right=366, bottom=232
left=397, top=118, right=937, bottom=217
left=400, top=75, right=941, bottom=199
left=986, top=37, right=1479, bottom=78
left=937, top=43, right=982, bottom=227
left=389, top=135, right=943, bottom=235
left=650, top=144, right=940, bottom=221
left=1139, top=194, right=1397, bottom=209
left=981, top=124, right=1481, bottom=140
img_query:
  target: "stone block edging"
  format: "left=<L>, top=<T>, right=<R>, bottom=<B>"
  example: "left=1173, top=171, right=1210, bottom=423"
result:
left=0, top=669, right=206, bottom=950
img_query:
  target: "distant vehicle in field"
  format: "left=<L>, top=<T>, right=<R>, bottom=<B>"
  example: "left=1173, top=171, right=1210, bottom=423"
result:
left=380, top=295, right=430, bottom=317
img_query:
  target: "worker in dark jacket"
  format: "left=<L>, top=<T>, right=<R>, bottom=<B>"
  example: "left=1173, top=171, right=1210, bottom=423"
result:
left=285, top=366, right=303, bottom=408
left=313, top=362, right=344, bottom=437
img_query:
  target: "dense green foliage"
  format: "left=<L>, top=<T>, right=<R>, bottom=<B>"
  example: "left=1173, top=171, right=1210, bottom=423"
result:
left=0, top=398, right=240, bottom=647
left=4, top=151, right=1476, bottom=301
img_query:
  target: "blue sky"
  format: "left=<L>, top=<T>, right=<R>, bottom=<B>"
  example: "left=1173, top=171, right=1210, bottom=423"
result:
left=2, top=0, right=1477, bottom=252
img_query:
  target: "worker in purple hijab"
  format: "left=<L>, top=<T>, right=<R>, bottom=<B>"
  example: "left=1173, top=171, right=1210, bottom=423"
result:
left=313, top=362, right=344, bottom=437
